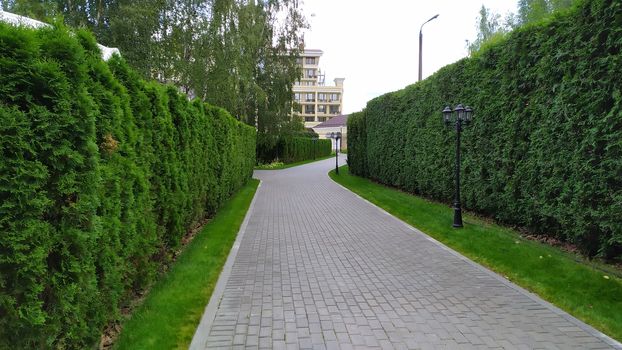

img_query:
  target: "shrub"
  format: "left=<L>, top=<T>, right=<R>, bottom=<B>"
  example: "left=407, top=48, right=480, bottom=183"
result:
left=280, top=136, right=332, bottom=163
left=257, top=135, right=331, bottom=164
left=0, top=23, right=255, bottom=348
left=346, top=111, right=367, bottom=177
left=347, top=0, right=622, bottom=259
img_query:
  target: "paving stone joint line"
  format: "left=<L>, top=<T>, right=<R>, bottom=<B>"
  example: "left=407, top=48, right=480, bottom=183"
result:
left=191, top=157, right=621, bottom=350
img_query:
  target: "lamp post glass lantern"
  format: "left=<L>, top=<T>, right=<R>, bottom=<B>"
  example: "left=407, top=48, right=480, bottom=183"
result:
left=442, top=104, right=474, bottom=228
left=328, top=132, right=341, bottom=174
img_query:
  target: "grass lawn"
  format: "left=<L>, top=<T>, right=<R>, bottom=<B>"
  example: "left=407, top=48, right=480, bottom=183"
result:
left=115, top=179, right=259, bottom=350
left=330, top=166, right=622, bottom=342
left=255, top=154, right=335, bottom=170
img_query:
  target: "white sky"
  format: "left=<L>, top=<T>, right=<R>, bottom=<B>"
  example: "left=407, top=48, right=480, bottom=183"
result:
left=301, top=0, right=518, bottom=114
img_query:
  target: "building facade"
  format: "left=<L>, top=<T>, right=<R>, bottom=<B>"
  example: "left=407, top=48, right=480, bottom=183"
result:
left=293, top=49, right=345, bottom=128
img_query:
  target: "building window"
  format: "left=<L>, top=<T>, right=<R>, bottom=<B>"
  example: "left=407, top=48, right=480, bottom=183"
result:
left=305, top=105, right=315, bottom=114
left=296, top=57, right=303, bottom=65
left=305, top=93, right=315, bottom=102
left=329, top=93, right=339, bottom=102
left=306, top=69, right=315, bottom=78
left=305, top=116, right=315, bottom=122
left=329, top=105, right=339, bottom=114
left=305, top=57, right=316, bottom=65
left=318, top=93, right=326, bottom=101
left=294, top=93, right=300, bottom=101
left=318, top=117, right=327, bottom=122
left=318, top=105, right=326, bottom=113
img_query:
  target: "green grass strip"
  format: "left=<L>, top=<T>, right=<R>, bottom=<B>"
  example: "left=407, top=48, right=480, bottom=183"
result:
left=255, top=154, right=336, bottom=170
left=115, top=179, right=259, bottom=350
left=330, top=166, right=622, bottom=342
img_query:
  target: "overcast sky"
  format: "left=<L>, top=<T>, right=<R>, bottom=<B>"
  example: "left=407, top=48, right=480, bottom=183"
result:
left=300, top=0, right=518, bottom=114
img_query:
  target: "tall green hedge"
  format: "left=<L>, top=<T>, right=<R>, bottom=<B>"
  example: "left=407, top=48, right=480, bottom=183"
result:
left=280, top=136, right=332, bottom=163
left=348, top=0, right=622, bottom=259
left=0, top=23, right=255, bottom=348
left=257, top=134, right=332, bottom=164
left=346, top=111, right=367, bottom=176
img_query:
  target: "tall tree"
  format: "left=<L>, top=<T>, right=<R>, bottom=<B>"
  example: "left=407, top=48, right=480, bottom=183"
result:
left=518, top=0, right=578, bottom=25
left=518, top=0, right=550, bottom=24
left=1, top=0, right=58, bottom=20
left=196, top=0, right=305, bottom=134
left=3, top=0, right=307, bottom=135
left=469, top=0, right=579, bottom=54
left=468, top=5, right=506, bottom=54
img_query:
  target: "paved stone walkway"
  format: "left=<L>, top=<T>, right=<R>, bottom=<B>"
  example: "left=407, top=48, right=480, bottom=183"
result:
left=191, top=157, right=620, bottom=350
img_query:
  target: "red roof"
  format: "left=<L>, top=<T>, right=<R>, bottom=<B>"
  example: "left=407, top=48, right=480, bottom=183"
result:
left=313, top=114, right=349, bottom=128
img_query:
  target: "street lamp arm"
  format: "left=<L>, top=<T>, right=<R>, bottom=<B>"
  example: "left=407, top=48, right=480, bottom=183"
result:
left=420, top=14, right=439, bottom=33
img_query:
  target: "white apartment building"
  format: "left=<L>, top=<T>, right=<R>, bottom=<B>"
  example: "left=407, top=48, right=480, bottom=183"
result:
left=293, top=49, right=344, bottom=128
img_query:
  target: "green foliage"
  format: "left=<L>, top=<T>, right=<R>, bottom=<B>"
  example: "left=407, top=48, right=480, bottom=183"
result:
left=518, top=0, right=579, bottom=24
left=1, top=0, right=59, bottom=20
left=0, top=23, right=255, bottom=348
left=346, top=111, right=368, bottom=177
left=330, top=166, right=622, bottom=341
left=3, top=0, right=307, bottom=137
left=115, top=179, right=259, bottom=349
left=348, top=0, right=622, bottom=259
left=468, top=5, right=509, bottom=54
left=468, top=0, right=581, bottom=55
left=280, top=137, right=332, bottom=164
left=257, top=135, right=331, bottom=165
left=256, top=161, right=286, bottom=170
left=518, top=0, right=551, bottom=23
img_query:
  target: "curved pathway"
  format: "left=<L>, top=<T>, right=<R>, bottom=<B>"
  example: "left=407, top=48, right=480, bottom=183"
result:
left=191, top=157, right=620, bottom=349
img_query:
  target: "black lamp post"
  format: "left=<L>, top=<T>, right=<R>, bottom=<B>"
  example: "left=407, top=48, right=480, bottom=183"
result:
left=328, top=131, right=342, bottom=174
left=419, top=14, right=439, bottom=82
left=442, top=104, right=473, bottom=228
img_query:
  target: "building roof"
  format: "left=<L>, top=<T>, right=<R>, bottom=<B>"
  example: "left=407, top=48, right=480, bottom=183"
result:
left=313, top=114, right=349, bottom=128
left=303, top=49, right=323, bottom=57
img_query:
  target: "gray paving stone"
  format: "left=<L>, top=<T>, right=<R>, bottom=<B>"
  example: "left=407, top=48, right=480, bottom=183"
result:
left=191, top=157, right=621, bottom=349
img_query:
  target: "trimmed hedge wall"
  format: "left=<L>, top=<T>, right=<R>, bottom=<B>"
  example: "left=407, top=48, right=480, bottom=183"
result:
left=257, top=135, right=332, bottom=164
left=0, top=24, right=255, bottom=348
left=280, top=136, right=332, bottom=163
left=346, top=111, right=367, bottom=176
left=348, top=0, right=622, bottom=259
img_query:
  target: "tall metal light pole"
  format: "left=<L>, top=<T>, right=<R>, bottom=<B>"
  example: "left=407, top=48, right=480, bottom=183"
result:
left=418, top=14, right=439, bottom=82
left=442, top=104, right=473, bottom=228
